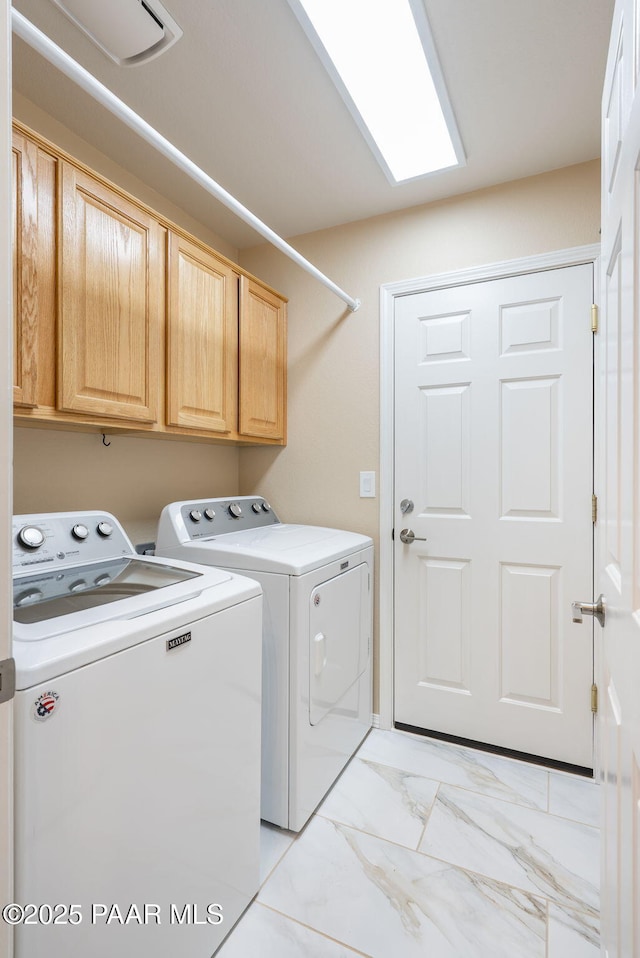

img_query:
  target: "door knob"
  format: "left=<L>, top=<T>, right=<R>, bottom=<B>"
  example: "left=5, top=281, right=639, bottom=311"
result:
left=399, top=528, right=427, bottom=544
left=571, top=594, right=606, bottom=627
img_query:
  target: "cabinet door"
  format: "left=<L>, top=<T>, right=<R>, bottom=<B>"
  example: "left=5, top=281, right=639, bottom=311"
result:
left=239, top=277, right=287, bottom=441
left=167, top=233, right=238, bottom=433
left=59, top=164, right=164, bottom=422
left=12, top=131, right=39, bottom=407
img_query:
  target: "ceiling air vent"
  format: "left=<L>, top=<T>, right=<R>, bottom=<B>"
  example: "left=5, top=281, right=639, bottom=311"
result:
left=48, top=0, right=182, bottom=65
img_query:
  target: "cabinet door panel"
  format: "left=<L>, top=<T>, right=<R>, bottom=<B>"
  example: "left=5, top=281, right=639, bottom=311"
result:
left=239, top=277, right=286, bottom=441
left=59, top=165, right=163, bottom=422
left=12, top=132, right=39, bottom=407
left=167, top=234, right=237, bottom=432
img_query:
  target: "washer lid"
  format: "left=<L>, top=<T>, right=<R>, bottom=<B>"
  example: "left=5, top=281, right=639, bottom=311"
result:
left=13, top=555, right=234, bottom=642
left=172, top=524, right=373, bottom=575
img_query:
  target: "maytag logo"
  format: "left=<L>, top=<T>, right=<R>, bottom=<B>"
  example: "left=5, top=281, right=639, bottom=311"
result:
left=167, top=632, right=192, bottom=652
left=340, top=561, right=349, bottom=570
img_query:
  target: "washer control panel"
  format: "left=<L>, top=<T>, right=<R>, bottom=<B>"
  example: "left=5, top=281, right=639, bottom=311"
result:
left=13, top=512, right=132, bottom=572
left=179, top=497, right=280, bottom=539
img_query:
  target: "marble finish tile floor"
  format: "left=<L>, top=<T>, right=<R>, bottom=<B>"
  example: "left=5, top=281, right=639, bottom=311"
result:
left=217, top=729, right=601, bottom=958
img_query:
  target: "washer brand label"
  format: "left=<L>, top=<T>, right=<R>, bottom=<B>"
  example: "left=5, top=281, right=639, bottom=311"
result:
left=167, top=632, right=192, bottom=652
left=33, top=691, right=59, bottom=722
left=340, top=561, right=349, bottom=570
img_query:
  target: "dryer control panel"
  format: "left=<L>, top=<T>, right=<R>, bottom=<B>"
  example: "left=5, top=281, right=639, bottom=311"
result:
left=12, top=511, right=133, bottom=572
left=178, top=497, right=281, bottom=539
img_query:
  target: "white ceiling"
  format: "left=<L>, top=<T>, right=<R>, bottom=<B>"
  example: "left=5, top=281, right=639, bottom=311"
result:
left=11, top=0, right=615, bottom=249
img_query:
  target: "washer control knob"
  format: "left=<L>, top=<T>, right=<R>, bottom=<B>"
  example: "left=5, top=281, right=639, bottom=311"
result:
left=17, top=525, right=45, bottom=549
left=69, top=579, right=87, bottom=592
left=204, top=508, right=216, bottom=521
left=228, top=502, right=242, bottom=519
left=189, top=510, right=202, bottom=522
left=72, top=523, right=89, bottom=541
left=94, top=573, right=112, bottom=587
left=15, top=587, right=44, bottom=606
left=252, top=502, right=262, bottom=513
left=262, top=502, right=271, bottom=512
left=97, top=522, right=113, bottom=538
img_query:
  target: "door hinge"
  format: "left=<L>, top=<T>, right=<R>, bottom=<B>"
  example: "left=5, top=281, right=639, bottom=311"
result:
left=592, top=494, right=598, bottom=524
left=0, top=657, right=16, bottom=704
left=591, top=304, right=599, bottom=333
left=591, top=683, right=598, bottom=714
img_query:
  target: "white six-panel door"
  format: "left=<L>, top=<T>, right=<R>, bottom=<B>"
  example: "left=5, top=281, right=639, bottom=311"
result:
left=394, top=265, right=594, bottom=767
left=599, top=1, right=640, bottom=954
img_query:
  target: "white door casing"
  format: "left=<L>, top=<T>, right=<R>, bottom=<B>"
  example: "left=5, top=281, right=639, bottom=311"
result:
left=387, top=259, right=595, bottom=767
left=598, top=1, right=640, bottom=954
left=0, top=1, right=13, bottom=956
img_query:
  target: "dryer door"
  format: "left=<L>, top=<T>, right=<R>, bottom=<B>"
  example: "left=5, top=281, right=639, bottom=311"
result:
left=309, top=563, right=369, bottom=726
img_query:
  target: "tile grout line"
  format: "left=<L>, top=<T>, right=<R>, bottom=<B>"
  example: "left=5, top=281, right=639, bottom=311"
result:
left=256, top=901, right=375, bottom=957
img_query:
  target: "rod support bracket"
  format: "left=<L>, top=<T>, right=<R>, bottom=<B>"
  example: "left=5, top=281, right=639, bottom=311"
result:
left=349, top=299, right=362, bottom=313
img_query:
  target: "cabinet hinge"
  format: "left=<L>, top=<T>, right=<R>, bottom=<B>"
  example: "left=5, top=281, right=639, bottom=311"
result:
left=592, top=494, right=598, bottom=524
left=591, top=683, right=598, bottom=714
left=0, top=657, right=16, bottom=704
left=591, top=304, right=599, bottom=333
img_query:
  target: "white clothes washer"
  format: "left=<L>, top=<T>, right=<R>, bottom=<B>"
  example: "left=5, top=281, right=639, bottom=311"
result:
left=156, top=496, right=373, bottom=831
left=12, top=511, right=262, bottom=958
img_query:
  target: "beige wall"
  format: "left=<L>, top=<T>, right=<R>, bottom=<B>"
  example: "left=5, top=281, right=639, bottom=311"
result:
left=239, top=160, right=602, bottom=709
left=13, top=428, right=239, bottom=546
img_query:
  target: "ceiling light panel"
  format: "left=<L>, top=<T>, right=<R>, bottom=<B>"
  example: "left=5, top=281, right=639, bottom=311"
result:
left=288, top=0, right=465, bottom=184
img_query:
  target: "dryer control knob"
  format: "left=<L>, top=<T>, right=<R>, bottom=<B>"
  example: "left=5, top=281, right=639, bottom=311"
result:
left=262, top=502, right=271, bottom=512
left=189, top=510, right=202, bottom=522
left=252, top=502, right=262, bottom=513
left=17, top=525, right=45, bottom=549
left=72, top=523, right=89, bottom=541
left=97, top=522, right=113, bottom=538
left=204, top=508, right=216, bottom=520
left=228, top=502, right=242, bottom=518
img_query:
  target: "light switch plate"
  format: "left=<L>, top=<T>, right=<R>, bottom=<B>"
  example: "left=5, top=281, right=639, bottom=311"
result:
left=360, top=471, right=376, bottom=498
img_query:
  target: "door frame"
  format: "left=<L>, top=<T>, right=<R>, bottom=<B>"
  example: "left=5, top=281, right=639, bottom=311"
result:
left=378, top=243, right=601, bottom=731
left=0, top=1, right=13, bottom=955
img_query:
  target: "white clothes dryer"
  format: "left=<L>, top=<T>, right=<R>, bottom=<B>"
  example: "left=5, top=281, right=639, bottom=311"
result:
left=156, top=496, right=373, bottom=831
left=12, top=511, right=262, bottom=958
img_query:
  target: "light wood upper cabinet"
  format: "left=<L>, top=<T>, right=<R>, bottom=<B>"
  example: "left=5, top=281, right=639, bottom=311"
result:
left=58, top=164, right=164, bottom=423
left=12, top=132, right=40, bottom=408
left=167, top=233, right=238, bottom=433
left=12, top=122, right=287, bottom=444
left=239, top=276, right=287, bottom=441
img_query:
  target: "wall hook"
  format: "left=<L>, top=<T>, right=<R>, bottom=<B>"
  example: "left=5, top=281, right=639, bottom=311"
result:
left=102, top=434, right=111, bottom=447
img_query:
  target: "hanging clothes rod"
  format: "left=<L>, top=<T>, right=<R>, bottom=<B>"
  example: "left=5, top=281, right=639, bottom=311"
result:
left=11, top=9, right=361, bottom=312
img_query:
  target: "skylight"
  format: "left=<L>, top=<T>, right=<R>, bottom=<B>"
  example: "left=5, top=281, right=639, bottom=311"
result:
left=288, top=0, right=464, bottom=184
